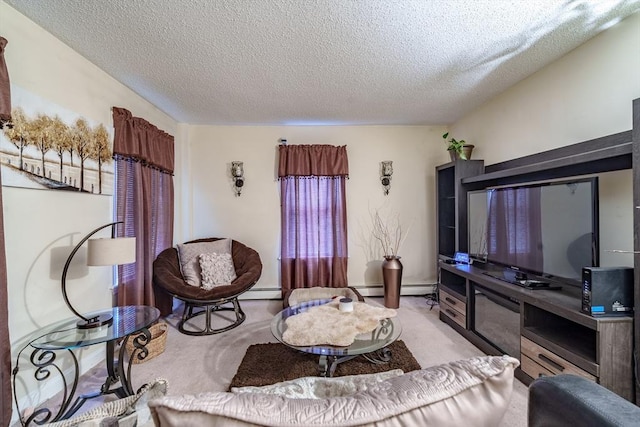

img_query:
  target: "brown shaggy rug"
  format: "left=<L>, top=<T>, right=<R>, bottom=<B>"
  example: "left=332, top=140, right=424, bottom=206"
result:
left=228, top=340, right=421, bottom=390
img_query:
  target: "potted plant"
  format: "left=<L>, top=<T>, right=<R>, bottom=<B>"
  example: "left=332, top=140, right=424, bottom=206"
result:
left=443, top=132, right=474, bottom=161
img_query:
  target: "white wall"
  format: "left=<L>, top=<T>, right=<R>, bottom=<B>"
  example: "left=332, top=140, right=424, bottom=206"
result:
left=450, top=12, right=640, bottom=164
left=0, top=2, right=179, bottom=418
left=183, top=125, right=448, bottom=298
left=450, top=12, right=640, bottom=268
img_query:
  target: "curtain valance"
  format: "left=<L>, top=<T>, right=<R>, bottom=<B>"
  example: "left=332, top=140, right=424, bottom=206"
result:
left=0, top=37, right=11, bottom=127
left=112, top=107, right=174, bottom=174
left=278, top=144, right=349, bottom=178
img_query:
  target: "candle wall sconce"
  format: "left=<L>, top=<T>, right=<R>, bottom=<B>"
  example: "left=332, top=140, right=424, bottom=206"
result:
left=231, top=161, right=244, bottom=196
left=381, top=160, right=393, bottom=195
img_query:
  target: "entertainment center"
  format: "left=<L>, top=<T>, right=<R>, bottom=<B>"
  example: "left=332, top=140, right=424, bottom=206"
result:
left=436, top=98, right=640, bottom=402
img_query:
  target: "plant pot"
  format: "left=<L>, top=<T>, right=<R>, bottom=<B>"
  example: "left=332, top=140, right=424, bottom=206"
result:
left=448, top=145, right=475, bottom=161
left=461, top=144, right=475, bottom=160
left=382, top=256, right=403, bottom=308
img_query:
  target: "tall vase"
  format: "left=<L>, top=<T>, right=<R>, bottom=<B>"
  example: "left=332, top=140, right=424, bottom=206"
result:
left=382, top=256, right=403, bottom=309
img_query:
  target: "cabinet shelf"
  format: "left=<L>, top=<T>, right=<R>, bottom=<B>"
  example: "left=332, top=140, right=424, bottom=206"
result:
left=522, top=327, right=597, bottom=373
left=523, top=303, right=597, bottom=368
left=435, top=160, right=484, bottom=258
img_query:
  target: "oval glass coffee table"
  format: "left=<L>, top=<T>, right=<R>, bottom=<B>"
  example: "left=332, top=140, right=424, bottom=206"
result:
left=270, top=299, right=401, bottom=377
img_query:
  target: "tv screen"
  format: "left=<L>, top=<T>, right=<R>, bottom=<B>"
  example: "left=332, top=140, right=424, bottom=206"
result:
left=468, top=178, right=599, bottom=284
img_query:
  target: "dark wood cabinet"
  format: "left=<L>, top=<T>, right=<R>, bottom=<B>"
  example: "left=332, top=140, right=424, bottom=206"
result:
left=435, top=160, right=484, bottom=260
left=438, top=262, right=634, bottom=400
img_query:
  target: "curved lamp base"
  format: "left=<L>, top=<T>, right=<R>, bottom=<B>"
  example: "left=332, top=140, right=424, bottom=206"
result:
left=77, top=313, right=113, bottom=330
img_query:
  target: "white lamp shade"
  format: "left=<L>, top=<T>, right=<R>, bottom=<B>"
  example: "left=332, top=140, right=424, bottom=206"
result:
left=87, top=237, right=136, bottom=266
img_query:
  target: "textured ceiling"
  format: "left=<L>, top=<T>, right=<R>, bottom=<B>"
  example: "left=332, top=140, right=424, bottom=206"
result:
left=4, top=0, right=640, bottom=125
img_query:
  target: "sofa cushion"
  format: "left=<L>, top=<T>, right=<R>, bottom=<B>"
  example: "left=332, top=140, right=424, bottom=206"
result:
left=149, top=355, right=519, bottom=427
left=176, top=239, right=231, bottom=286
left=45, top=378, right=168, bottom=427
left=199, top=252, right=237, bottom=290
left=528, top=374, right=640, bottom=427
left=286, top=286, right=362, bottom=307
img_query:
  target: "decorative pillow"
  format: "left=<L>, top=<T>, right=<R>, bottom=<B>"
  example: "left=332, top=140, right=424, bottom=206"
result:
left=176, top=239, right=232, bottom=286
left=199, top=252, right=237, bottom=290
left=231, top=369, right=404, bottom=399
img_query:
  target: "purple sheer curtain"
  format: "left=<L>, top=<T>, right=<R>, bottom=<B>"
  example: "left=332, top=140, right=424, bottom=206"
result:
left=112, top=107, right=174, bottom=308
left=487, top=187, right=543, bottom=271
left=0, top=36, right=11, bottom=426
left=278, top=145, right=349, bottom=294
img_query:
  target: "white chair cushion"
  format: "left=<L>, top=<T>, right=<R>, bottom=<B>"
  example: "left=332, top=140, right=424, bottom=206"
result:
left=176, top=239, right=231, bottom=286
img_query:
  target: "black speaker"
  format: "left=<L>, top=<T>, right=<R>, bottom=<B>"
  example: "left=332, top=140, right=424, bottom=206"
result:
left=582, top=267, right=633, bottom=316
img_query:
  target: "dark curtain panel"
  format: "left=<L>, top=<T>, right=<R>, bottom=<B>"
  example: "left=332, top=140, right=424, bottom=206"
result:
left=487, top=187, right=543, bottom=272
left=0, top=37, right=10, bottom=127
left=0, top=35, right=11, bottom=426
left=0, top=167, right=11, bottom=427
left=112, top=107, right=174, bottom=308
left=279, top=145, right=349, bottom=294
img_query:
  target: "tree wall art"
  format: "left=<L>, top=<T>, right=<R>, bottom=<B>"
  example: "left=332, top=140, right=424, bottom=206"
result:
left=0, top=86, right=114, bottom=195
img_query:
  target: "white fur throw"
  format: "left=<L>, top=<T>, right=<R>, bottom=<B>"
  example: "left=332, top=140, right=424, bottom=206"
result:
left=282, top=299, right=397, bottom=346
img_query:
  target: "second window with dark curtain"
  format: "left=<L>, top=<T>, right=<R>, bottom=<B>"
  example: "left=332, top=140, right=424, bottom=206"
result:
left=278, top=144, right=349, bottom=293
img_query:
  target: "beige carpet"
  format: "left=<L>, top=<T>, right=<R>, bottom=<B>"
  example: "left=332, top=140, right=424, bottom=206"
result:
left=36, top=296, right=529, bottom=426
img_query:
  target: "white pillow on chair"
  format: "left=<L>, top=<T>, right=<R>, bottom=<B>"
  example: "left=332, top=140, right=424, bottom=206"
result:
left=199, top=252, right=237, bottom=290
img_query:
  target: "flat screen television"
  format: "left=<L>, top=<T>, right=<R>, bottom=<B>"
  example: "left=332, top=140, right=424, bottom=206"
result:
left=468, top=177, right=599, bottom=286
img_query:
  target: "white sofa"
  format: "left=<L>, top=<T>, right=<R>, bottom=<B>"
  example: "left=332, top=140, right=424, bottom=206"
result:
left=149, top=355, right=519, bottom=427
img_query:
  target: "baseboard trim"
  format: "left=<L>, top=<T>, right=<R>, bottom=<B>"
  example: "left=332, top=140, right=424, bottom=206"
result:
left=241, top=284, right=436, bottom=300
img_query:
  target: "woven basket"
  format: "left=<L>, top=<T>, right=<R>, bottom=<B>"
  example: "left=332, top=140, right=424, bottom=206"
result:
left=126, top=321, right=167, bottom=364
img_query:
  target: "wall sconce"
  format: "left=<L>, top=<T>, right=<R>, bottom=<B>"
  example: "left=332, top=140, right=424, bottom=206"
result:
left=380, top=160, right=393, bottom=195
left=231, top=161, right=244, bottom=196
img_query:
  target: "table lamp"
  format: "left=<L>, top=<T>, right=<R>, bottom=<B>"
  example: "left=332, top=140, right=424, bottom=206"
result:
left=61, top=221, right=136, bottom=329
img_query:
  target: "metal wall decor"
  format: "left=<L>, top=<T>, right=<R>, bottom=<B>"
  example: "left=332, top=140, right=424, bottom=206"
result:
left=380, top=160, right=393, bottom=195
left=231, top=161, right=244, bottom=196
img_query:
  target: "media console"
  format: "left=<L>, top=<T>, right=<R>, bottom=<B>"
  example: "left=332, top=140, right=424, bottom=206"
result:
left=438, top=260, right=634, bottom=401
left=435, top=100, right=640, bottom=402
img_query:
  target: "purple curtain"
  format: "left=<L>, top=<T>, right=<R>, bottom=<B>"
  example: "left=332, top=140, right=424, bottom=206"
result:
left=112, top=107, right=174, bottom=308
left=279, top=145, right=349, bottom=294
left=487, top=187, right=543, bottom=271
left=0, top=35, right=11, bottom=426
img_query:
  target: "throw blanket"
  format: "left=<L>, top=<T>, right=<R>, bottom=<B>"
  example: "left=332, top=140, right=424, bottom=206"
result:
left=282, top=300, right=397, bottom=347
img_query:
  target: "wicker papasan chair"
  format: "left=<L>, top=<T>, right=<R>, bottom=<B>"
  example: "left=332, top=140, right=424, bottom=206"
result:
left=153, top=238, right=262, bottom=336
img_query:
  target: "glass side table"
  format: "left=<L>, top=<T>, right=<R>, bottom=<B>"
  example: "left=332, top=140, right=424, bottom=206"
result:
left=14, top=305, right=160, bottom=426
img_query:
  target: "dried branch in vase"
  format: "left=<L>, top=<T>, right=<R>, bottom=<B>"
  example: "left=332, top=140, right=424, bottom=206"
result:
left=370, top=207, right=411, bottom=258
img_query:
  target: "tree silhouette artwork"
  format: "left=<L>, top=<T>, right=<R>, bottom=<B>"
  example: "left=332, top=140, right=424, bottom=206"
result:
left=1, top=107, right=113, bottom=193
left=3, top=107, right=30, bottom=171
left=92, top=124, right=110, bottom=194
